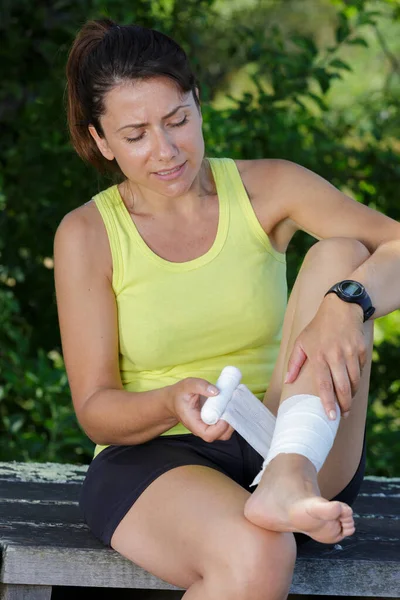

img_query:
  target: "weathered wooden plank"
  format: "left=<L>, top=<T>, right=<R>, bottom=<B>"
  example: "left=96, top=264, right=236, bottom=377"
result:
left=298, top=537, right=400, bottom=561
left=4, top=493, right=398, bottom=527
left=1, top=473, right=398, bottom=524
left=1, top=462, right=399, bottom=513
left=352, top=514, right=400, bottom=541
left=291, top=558, right=400, bottom=597
left=0, top=462, right=87, bottom=484
left=1, top=466, right=398, bottom=507
left=0, top=524, right=103, bottom=550
left=1, top=543, right=400, bottom=596
left=0, top=584, right=52, bottom=600
left=1, top=500, right=398, bottom=540
left=3, top=489, right=398, bottom=523
left=0, top=501, right=81, bottom=525
left=359, top=477, right=400, bottom=495
left=1, top=511, right=398, bottom=554
left=353, top=495, right=400, bottom=516
left=6, top=480, right=400, bottom=520
left=1, top=462, right=398, bottom=492
left=1, top=546, right=181, bottom=591
left=356, top=500, right=400, bottom=519
left=0, top=481, right=81, bottom=503
left=51, top=589, right=184, bottom=599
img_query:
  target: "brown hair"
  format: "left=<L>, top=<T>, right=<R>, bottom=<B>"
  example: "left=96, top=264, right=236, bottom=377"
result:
left=66, top=19, right=200, bottom=174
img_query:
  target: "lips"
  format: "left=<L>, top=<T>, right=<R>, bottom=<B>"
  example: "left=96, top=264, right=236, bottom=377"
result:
left=154, top=162, right=185, bottom=175
left=152, top=161, right=187, bottom=181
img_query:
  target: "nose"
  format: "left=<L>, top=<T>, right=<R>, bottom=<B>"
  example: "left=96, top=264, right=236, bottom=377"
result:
left=154, top=128, right=178, bottom=163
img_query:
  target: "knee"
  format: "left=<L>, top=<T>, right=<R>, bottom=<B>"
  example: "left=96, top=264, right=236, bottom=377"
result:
left=206, top=527, right=296, bottom=600
left=305, top=238, right=371, bottom=271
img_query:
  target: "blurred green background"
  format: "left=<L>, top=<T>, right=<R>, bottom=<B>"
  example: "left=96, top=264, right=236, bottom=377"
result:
left=0, top=0, right=399, bottom=474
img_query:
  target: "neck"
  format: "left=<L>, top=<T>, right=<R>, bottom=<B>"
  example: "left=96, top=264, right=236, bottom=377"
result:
left=120, top=159, right=216, bottom=218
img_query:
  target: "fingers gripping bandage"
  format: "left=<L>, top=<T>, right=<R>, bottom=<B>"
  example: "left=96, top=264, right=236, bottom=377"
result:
left=201, top=366, right=277, bottom=459
left=250, top=394, right=341, bottom=487
left=201, top=366, right=242, bottom=424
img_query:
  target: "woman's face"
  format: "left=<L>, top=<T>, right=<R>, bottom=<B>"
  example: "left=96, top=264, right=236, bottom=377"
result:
left=89, top=76, right=205, bottom=198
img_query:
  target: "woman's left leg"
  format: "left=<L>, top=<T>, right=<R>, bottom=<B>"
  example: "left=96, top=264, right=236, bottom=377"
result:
left=244, top=237, right=373, bottom=543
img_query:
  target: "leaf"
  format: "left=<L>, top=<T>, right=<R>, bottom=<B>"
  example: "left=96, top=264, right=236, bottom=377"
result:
left=291, top=36, right=318, bottom=57
left=357, top=11, right=381, bottom=26
left=8, top=414, right=25, bottom=434
left=313, top=68, right=332, bottom=94
left=347, top=37, right=369, bottom=48
left=308, top=92, right=328, bottom=111
left=25, top=371, right=39, bottom=385
left=336, top=13, right=351, bottom=43
left=294, top=97, right=307, bottom=111
left=329, top=58, right=352, bottom=72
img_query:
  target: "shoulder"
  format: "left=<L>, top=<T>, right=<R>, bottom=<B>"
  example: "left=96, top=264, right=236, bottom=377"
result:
left=233, top=157, right=333, bottom=220
left=232, top=159, right=302, bottom=248
left=54, top=200, right=112, bottom=281
left=55, top=201, right=101, bottom=250
left=234, top=158, right=313, bottom=195
left=232, top=158, right=399, bottom=250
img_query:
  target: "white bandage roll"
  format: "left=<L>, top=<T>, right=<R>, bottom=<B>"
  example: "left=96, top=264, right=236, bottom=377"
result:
left=250, top=394, right=341, bottom=487
left=201, top=366, right=242, bottom=424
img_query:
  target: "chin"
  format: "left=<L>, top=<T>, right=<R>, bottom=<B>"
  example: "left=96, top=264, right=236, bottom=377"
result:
left=160, top=182, right=192, bottom=197
left=156, top=171, right=197, bottom=197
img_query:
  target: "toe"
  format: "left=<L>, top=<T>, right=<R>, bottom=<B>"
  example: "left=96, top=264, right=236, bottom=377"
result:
left=341, top=516, right=356, bottom=536
left=340, top=502, right=353, bottom=517
left=340, top=514, right=355, bottom=527
left=305, top=498, right=342, bottom=521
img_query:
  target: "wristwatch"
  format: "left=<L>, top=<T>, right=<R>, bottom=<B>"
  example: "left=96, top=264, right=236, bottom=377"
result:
left=324, top=280, right=375, bottom=322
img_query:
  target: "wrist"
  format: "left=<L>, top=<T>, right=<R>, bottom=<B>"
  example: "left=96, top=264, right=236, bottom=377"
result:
left=323, top=293, right=364, bottom=321
left=324, top=279, right=375, bottom=322
left=163, top=384, right=179, bottom=422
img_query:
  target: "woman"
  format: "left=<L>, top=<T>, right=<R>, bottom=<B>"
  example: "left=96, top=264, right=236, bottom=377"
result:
left=55, top=18, right=400, bottom=600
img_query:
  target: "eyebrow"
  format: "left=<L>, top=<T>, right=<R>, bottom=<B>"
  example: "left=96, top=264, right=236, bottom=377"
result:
left=117, top=104, right=191, bottom=132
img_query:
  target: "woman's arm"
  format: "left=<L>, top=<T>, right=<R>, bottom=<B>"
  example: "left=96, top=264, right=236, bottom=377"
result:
left=243, top=158, right=400, bottom=316
left=270, top=160, right=400, bottom=317
left=54, top=204, right=228, bottom=445
left=241, top=158, right=400, bottom=417
left=54, top=205, right=178, bottom=446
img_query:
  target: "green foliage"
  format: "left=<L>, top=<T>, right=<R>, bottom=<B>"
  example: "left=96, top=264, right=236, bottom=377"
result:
left=0, top=0, right=399, bottom=473
left=0, top=289, right=94, bottom=461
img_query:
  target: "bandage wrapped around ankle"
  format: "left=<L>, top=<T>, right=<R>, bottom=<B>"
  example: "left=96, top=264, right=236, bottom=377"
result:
left=250, top=394, right=340, bottom=487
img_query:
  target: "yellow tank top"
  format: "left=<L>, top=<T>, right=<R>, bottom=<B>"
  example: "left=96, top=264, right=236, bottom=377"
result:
left=92, top=157, right=287, bottom=458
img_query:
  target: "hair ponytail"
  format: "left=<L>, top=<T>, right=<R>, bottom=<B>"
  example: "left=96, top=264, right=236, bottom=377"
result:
left=66, top=19, right=118, bottom=173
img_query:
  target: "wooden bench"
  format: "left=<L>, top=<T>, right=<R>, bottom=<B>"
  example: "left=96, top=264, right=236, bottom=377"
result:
left=0, top=461, right=399, bottom=599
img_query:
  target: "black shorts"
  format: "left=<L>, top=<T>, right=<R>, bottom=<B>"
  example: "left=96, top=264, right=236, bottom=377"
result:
left=80, top=429, right=366, bottom=548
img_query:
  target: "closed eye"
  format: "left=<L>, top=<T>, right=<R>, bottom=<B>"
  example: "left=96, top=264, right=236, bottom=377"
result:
left=125, top=116, right=189, bottom=143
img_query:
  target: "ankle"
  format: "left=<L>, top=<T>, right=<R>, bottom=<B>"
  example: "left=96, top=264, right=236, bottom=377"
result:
left=269, top=452, right=317, bottom=475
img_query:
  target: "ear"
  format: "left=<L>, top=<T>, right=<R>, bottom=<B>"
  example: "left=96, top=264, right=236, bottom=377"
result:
left=88, top=125, right=115, bottom=161
left=193, top=89, right=202, bottom=123
left=194, top=86, right=201, bottom=108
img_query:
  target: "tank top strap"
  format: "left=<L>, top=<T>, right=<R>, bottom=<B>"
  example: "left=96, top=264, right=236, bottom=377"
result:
left=92, top=186, right=125, bottom=293
left=208, top=157, right=285, bottom=264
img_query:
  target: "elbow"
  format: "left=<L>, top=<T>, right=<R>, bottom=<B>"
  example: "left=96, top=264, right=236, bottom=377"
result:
left=75, top=389, right=111, bottom=446
left=76, top=413, right=106, bottom=447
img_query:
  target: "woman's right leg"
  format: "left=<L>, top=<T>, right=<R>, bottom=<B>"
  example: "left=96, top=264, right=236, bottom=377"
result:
left=111, top=464, right=296, bottom=600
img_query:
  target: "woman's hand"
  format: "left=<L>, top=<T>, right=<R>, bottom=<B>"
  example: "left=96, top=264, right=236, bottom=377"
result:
left=284, top=295, right=368, bottom=420
left=167, top=378, right=235, bottom=442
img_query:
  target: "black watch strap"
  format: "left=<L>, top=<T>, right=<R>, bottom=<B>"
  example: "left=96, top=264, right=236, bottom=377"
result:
left=324, top=280, right=375, bottom=322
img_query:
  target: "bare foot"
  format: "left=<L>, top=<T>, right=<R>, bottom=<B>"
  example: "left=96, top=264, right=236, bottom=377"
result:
left=244, top=454, right=355, bottom=544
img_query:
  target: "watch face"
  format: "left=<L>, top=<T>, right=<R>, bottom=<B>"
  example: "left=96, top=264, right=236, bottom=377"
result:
left=340, top=280, right=364, bottom=297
